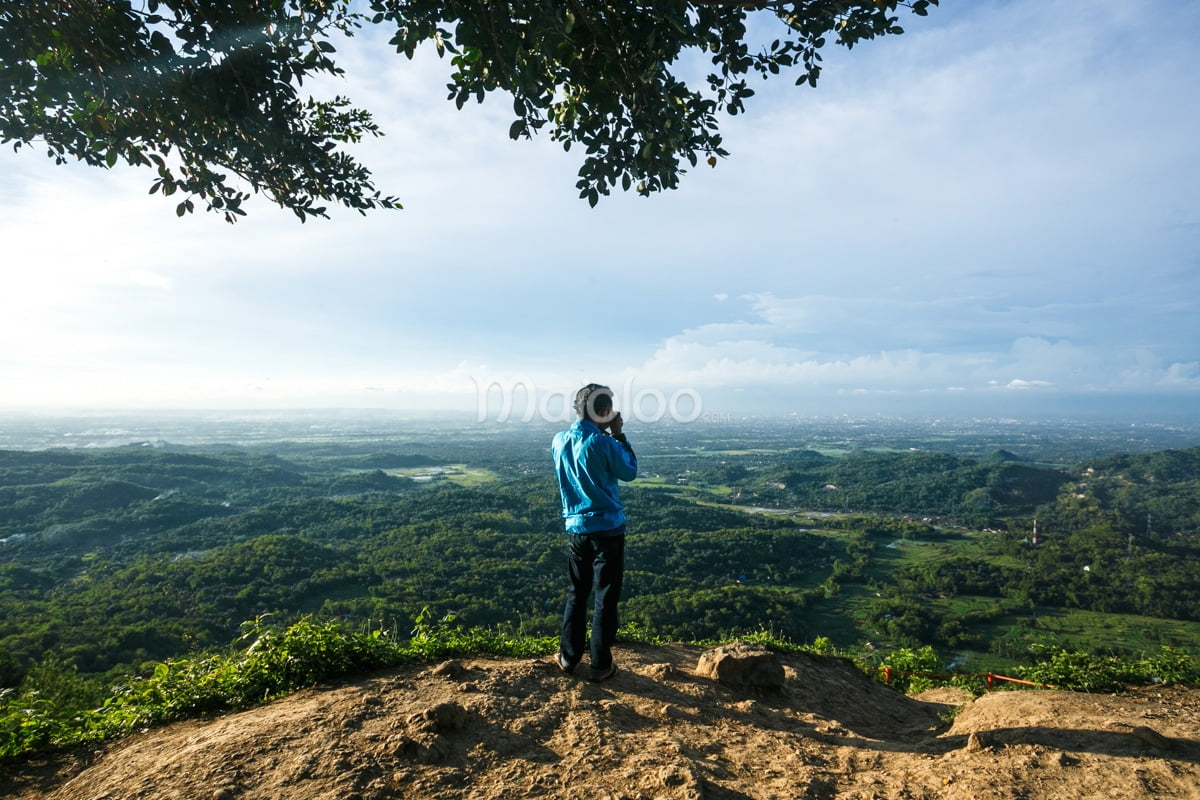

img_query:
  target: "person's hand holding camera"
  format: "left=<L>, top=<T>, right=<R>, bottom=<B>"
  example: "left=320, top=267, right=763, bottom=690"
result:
left=608, top=412, right=624, bottom=438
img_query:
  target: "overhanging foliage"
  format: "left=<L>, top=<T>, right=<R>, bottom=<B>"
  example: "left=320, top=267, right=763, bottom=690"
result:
left=1, top=1, right=937, bottom=220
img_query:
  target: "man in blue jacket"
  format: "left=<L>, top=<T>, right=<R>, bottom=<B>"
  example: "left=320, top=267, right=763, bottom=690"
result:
left=551, top=383, right=638, bottom=681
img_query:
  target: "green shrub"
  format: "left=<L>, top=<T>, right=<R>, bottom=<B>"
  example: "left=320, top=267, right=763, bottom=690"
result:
left=1015, top=646, right=1199, bottom=692
left=873, top=645, right=945, bottom=694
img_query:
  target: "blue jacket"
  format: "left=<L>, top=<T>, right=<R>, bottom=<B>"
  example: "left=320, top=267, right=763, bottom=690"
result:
left=551, top=419, right=638, bottom=534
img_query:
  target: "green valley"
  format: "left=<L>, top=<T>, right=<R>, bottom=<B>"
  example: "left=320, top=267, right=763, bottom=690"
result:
left=1, top=416, right=1198, bottom=696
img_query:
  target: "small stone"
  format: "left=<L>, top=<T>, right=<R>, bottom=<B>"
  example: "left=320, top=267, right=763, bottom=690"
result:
left=696, top=642, right=785, bottom=689
left=431, top=701, right=467, bottom=731
left=430, top=660, right=465, bottom=679
left=645, top=663, right=677, bottom=680
left=1130, top=725, right=1172, bottom=750
left=660, top=703, right=688, bottom=720
left=407, top=701, right=467, bottom=732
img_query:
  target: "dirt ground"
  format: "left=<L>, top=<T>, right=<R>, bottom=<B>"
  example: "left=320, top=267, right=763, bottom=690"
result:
left=4, top=642, right=1198, bottom=800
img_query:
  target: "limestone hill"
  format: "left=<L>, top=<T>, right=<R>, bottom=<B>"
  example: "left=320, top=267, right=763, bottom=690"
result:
left=5, top=643, right=1198, bottom=800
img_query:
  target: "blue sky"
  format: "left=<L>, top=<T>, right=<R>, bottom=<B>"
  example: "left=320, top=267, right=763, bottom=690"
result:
left=2, top=0, right=1198, bottom=421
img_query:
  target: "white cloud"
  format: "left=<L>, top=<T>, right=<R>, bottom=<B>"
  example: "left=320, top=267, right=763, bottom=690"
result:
left=624, top=297, right=1198, bottom=403
left=127, top=270, right=173, bottom=290
left=1156, top=362, right=1200, bottom=389
left=1003, top=379, right=1056, bottom=391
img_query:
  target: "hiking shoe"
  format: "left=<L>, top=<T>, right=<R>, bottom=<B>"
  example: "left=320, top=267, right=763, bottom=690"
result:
left=555, top=652, right=577, bottom=675
left=589, top=662, right=617, bottom=682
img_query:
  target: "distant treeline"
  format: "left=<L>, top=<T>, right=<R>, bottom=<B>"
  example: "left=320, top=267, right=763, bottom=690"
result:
left=714, top=446, right=1200, bottom=534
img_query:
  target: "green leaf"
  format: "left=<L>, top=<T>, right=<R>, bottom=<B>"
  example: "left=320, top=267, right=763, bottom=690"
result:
left=3, top=0, right=935, bottom=220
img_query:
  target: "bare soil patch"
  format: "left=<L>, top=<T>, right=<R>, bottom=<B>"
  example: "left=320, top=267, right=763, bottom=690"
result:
left=4, top=643, right=1198, bottom=800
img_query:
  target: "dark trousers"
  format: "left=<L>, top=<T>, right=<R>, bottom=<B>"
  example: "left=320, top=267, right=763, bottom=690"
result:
left=560, top=528, right=625, bottom=670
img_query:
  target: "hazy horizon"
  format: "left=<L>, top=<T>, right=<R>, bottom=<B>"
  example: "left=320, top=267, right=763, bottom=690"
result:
left=3, top=404, right=1199, bottom=456
left=2, top=387, right=1197, bottom=426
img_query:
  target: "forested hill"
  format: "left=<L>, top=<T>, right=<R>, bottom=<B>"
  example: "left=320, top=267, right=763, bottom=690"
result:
left=727, top=448, right=1069, bottom=523
left=677, top=444, right=1199, bottom=534
left=1, top=440, right=1198, bottom=693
